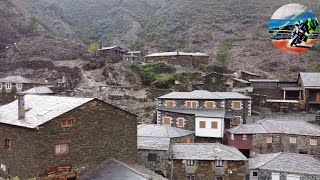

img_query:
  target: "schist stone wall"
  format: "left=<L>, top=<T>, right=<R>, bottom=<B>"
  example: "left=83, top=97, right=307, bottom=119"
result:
left=169, top=160, right=247, bottom=180
left=251, top=134, right=320, bottom=159
left=0, top=100, right=137, bottom=179
left=0, top=84, right=34, bottom=105
left=256, top=170, right=320, bottom=180
left=157, top=110, right=195, bottom=131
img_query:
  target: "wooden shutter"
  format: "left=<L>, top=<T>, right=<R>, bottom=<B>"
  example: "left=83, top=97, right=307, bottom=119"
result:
left=316, top=93, right=320, bottom=102
left=178, top=118, right=184, bottom=127
left=187, top=137, right=191, bottom=144
left=234, top=116, right=241, bottom=125
left=211, top=122, right=218, bottom=129
left=233, top=101, right=241, bottom=109
left=199, top=121, right=206, bottom=128
left=191, top=102, right=197, bottom=108
left=206, top=102, right=215, bottom=109
left=163, top=117, right=171, bottom=125
left=166, top=101, right=174, bottom=108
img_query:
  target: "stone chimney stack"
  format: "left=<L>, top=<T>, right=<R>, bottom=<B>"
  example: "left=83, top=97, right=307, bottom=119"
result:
left=18, top=94, right=25, bottom=120
left=176, top=50, right=179, bottom=55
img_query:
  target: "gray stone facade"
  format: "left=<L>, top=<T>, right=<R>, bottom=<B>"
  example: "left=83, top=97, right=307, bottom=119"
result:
left=254, top=170, right=320, bottom=180
left=0, top=99, right=137, bottom=179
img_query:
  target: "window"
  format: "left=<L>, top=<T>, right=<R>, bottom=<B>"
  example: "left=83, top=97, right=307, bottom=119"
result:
left=266, top=136, right=273, bottom=144
left=16, top=83, right=22, bottom=89
left=216, top=177, right=223, bottom=180
left=230, top=133, right=234, bottom=140
left=163, top=117, right=171, bottom=126
left=187, top=175, right=196, bottom=180
left=216, top=160, right=223, bottom=167
left=290, top=137, right=297, bottom=144
left=243, top=134, right=248, bottom=140
left=310, top=138, right=318, bottom=146
left=177, top=118, right=185, bottom=127
left=5, top=83, right=11, bottom=89
left=206, top=101, right=216, bottom=109
left=199, top=121, right=206, bottom=128
left=186, top=160, right=195, bottom=166
left=232, top=101, right=242, bottom=109
left=0, top=83, right=2, bottom=90
left=148, top=153, right=157, bottom=161
left=55, top=143, right=69, bottom=155
left=252, top=171, right=258, bottom=177
left=272, top=172, right=280, bottom=180
left=234, top=116, right=242, bottom=125
left=211, top=121, right=218, bottom=129
left=166, top=101, right=175, bottom=108
left=0, top=164, right=6, bottom=172
left=5, top=139, right=11, bottom=150
left=186, top=101, right=198, bottom=109
left=61, top=118, right=74, bottom=127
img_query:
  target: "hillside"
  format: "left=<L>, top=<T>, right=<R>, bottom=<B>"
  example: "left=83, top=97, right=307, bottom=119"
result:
left=16, top=0, right=320, bottom=79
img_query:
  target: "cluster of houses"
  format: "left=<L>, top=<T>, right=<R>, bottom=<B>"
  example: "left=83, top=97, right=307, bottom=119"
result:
left=97, top=45, right=209, bottom=67
left=1, top=71, right=320, bottom=180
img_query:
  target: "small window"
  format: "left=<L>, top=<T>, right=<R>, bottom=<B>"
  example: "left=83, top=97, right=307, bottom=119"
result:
left=16, top=83, right=22, bottom=89
left=252, top=171, right=258, bottom=177
left=232, top=101, right=242, bottom=109
left=61, top=118, right=74, bottom=127
left=216, top=177, right=223, bottom=180
left=5, top=83, right=11, bottom=89
left=0, top=164, right=6, bottom=172
left=310, top=138, right=318, bottom=146
left=206, top=101, right=216, bottom=109
left=177, top=118, right=185, bottom=127
left=234, top=116, right=242, bottom=125
left=55, top=143, right=69, bottom=155
left=0, top=83, right=2, bottom=90
left=290, top=137, right=297, bottom=144
left=5, top=139, right=11, bottom=150
left=187, top=175, right=196, bottom=180
left=166, top=101, right=175, bottom=108
left=186, top=101, right=198, bottom=109
left=211, top=121, right=218, bottom=129
left=216, top=160, right=223, bottom=167
left=243, top=134, right=248, bottom=140
left=148, top=153, right=157, bottom=161
left=163, top=117, right=171, bottom=126
left=266, top=136, right=273, bottom=144
left=230, top=133, right=234, bottom=140
left=186, top=160, right=195, bottom=166
left=199, top=121, right=206, bottom=128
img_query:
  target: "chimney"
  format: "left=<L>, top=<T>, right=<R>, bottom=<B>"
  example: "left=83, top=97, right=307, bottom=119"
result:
left=244, top=89, right=249, bottom=96
left=18, top=94, right=25, bottom=120
left=176, top=50, right=179, bottom=55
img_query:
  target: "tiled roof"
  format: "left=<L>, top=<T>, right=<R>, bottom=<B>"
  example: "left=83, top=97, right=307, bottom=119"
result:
left=158, top=90, right=251, bottom=100
left=145, top=51, right=209, bottom=57
left=21, top=86, right=54, bottom=94
left=157, top=107, right=226, bottom=118
left=0, top=76, right=34, bottom=84
left=138, top=124, right=194, bottom=138
left=138, top=137, right=170, bottom=151
left=0, top=95, right=94, bottom=128
left=299, top=72, right=320, bottom=88
left=228, top=119, right=320, bottom=136
left=78, top=159, right=168, bottom=180
left=249, top=153, right=320, bottom=175
left=171, top=143, right=247, bottom=161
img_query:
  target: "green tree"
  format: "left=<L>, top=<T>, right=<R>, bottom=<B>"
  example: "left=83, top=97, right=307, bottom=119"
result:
left=88, top=42, right=100, bottom=56
left=28, top=16, right=38, bottom=32
left=216, top=40, right=232, bottom=67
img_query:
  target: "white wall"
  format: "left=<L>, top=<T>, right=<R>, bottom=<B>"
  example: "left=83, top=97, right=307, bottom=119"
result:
left=195, top=117, right=224, bottom=138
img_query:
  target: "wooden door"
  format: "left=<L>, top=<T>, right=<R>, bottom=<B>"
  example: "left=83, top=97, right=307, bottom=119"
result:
left=316, top=92, right=320, bottom=102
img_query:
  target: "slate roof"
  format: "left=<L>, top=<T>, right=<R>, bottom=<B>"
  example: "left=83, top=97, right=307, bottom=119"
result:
left=0, top=95, right=94, bottom=128
left=21, top=86, right=54, bottom=94
left=138, top=137, right=170, bottom=151
left=157, top=107, right=226, bottom=118
left=171, top=143, right=247, bottom=161
left=233, top=78, right=250, bottom=84
left=158, top=90, right=251, bottom=100
left=78, top=159, right=168, bottom=180
left=249, top=153, right=320, bottom=175
left=145, top=51, right=209, bottom=57
left=299, top=72, right=320, bottom=88
left=138, top=124, right=194, bottom=138
left=241, top=71, right=261, bottom=76
left=228, top=119, right=320, bottom=136
left=249, top=79, right=279, bottom=82
left=0, top=76, right=34, bottom=84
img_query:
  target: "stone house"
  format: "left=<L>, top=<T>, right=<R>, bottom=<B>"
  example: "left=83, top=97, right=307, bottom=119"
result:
left=203, top=72, right=234, bottom=92
left=233, top=78, right=250, bottom=89
left=0, top=76, right=36, bottom=105
left=145, top=51, right=209, bottom=67
left=137, top=124, right=194, bottom=177
left=128, top=51, right=142, bottom=61
left=240, top=71, right=262, bottom=81
left=98, top=45, right=127, bottom=62
left=249, top=153, right=320, bottom=180
left=0, top=94, right=137, bottom=179
left=78, top=158, right=168, bottom=180
left=168, top=143, right=248, bottom=180
left=298, top=72, right=320, bottom=111
left=156, top=90, right=252, bottom=142
left=123, top=54, right=139, bottom=66
left=227, top=119, right=320, bottom=158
